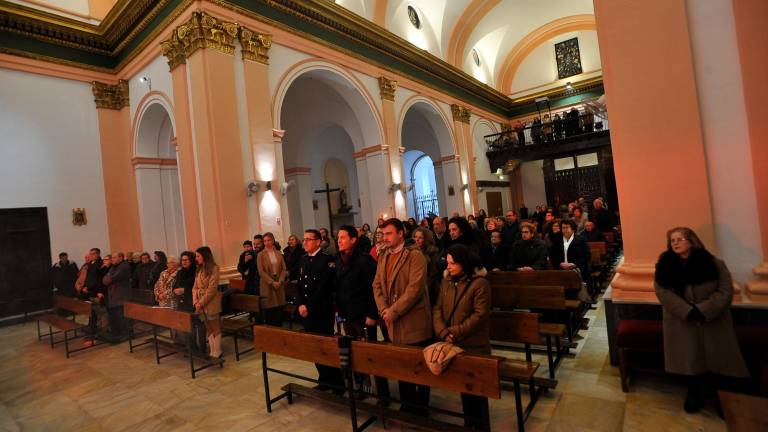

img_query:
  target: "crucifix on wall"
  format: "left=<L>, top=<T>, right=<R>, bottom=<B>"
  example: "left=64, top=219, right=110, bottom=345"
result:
left=314, top=182, right=341, bottom=234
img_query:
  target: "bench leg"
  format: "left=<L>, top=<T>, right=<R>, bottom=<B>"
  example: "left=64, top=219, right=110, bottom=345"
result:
left=234, top=333, right=240, bottom=362
left=153, top=326, right=160, bottom=365
left=189, top=333, right=196, bottom=379
left=64, top=329, right=70, bottom=358
left=262, top=351, right=272, bottom=413
left=49, top=325, right=54, bottom=349
left=514, top=379, right=525, bottom=432
left=545, top=336, right=555, bottom=379
left=36, top=320, right=42, bottom=340
left=128, top=319, right=134, bottom=353
left=618, top=348, right=629, bottom=392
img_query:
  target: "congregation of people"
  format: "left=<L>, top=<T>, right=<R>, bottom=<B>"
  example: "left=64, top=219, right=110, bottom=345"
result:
left=487, top=106, right=603, bottom=151
left=48, top=196, right=621, bottom=430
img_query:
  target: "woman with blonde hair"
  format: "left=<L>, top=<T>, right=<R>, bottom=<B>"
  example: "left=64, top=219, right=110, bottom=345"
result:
left=154, top=256, right=179, bottom=308
left=412, top=227, right=440, bottom=306
left=258, top=232, right=288, bottom=326
left=654, top=227, right=748, bottom=414
left=193, top=246, right=222, bottom=359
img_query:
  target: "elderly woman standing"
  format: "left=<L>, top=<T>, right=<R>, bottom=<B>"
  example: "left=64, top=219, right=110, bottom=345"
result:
left=154, top=256, right=179, bottom=308
left=654, top=227, right=748, bottom=414
left=258, top=232, right=287, bottom=326
left=193, top=246, right=222, bottom=359
left=433, top=244, right=491, bottom=430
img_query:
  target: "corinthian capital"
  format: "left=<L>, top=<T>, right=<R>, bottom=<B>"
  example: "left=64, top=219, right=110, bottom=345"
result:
left=160, top=11, right=239, bottom=70
left=92, top=80, right=129, bottom=110
left=378, top=76, right=397, bottom=101
left=239, top=26, right=272, bottom=64
left=451, top=104, right=471, bottom=124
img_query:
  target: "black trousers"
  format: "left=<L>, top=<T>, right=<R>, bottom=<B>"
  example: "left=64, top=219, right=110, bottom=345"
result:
left=263, top=307, right=283, bottom=327
left=304, top=311, right=344, bottom=389
left=107, top=305, right=125, bottom=339
left=343, top=320, right=390, bottom=399
left=399, top=338, right=433, bottom=415
left=461, top=393, right=490, bottom=430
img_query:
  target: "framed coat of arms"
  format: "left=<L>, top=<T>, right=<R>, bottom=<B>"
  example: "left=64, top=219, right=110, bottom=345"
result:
left=555, top=37, right=583, bottom=80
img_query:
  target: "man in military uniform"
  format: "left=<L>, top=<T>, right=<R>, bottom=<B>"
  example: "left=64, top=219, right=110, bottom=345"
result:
left=298, top=229, right=344, bottom=393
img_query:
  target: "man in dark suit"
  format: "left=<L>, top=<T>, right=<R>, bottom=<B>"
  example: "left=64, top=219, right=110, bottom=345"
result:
left=51, top=252, right=78, bottom=297
left=298, top=229, right=344, bottom=393
left=549, top=219, right=592, bottom=296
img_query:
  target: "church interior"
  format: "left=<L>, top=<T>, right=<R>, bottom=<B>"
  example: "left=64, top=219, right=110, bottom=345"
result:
left=1, top=0, right=767, bottom=430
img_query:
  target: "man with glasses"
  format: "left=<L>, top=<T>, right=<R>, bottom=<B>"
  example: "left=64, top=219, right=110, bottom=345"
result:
left=298, top=229, right=344, bottom=393
left=510, top=222, right=548, bottom=271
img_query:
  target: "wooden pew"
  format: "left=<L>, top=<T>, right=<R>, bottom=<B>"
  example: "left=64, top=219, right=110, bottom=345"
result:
left=36, top=295, right=102, bottom=357
left=719, top=391, right=768, bottom=432
left=221, top=294, right=261, bottom=361
left=588, top=242, right=607, bottom=291
left=284, top=281, right=299, bottom=329
left=124, top=302, right=221, bottom=378
left=491, top=311, right=561, bottom=387
left=228, top=278, right=247, bottom=292
left=486, top=271, right=584, bottom=342
left=254, top=325, right=537, bottom=432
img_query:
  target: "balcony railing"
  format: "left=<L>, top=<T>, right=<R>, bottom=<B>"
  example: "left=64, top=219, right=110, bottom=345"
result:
left=484, top=109, right=611, bottom=171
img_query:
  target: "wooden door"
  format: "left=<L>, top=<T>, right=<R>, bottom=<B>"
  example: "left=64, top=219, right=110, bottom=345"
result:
left=486, top=192, right=503, bottom=216
left=0, top=208, right=52, bottom=319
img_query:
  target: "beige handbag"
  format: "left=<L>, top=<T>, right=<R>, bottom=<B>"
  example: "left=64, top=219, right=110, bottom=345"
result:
left=423, top=341, right=464, bottom=375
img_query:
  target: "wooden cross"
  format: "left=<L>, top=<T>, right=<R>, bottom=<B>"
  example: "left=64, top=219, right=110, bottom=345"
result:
left=314, top=183, right=341, bottom=234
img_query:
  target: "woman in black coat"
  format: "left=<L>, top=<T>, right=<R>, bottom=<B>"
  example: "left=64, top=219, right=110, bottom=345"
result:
left=283, top=234, right=306, bottom=281
left=172, top=251, right=204, bottom=350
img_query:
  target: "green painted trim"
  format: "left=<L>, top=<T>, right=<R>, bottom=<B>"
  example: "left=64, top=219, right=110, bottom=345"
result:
left=0, top=33, right=114, bottom=68
left=508, top=85, right=604, bottom=117
left=115, top=0, right=186, bottom=65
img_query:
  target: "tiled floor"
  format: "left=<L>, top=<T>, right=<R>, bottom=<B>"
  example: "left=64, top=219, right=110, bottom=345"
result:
left=0, top=301, right=727, bottom=431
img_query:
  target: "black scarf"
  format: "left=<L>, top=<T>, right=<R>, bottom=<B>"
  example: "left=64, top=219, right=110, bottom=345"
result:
left=654, top=248, right=719, bottom=295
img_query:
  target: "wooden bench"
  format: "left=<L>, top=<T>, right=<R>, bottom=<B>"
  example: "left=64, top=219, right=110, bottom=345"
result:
left=491, top=310, right=563, bottom=386
left=487, top=271, right=585, bottom=342
left=254, top=325, right=537, bottom=432
left=221, top=294, right=261, bottom=361
left=124, top=302, right=222, bottom=378
left=719, top=391, right=768, bottom=431
left=588, top=241, right=608, bottom=291
left=36, top=295, right=101, bottom=358
left=228, top=278, right=247, bottom=292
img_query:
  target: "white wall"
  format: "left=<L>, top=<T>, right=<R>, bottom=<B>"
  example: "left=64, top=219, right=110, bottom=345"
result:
left=0, top=69, right=110, bottom=262
left=520, top=160, right=547, bottom=209
left=511, top=30, right=601, bottom=94
left=686, top=0, right=761, bottom=283
left=128, top=56, right=174, bottom=125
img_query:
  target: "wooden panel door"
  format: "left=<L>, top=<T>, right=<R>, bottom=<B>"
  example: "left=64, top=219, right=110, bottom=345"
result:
left=486, top=191, right=503, bottom=216
left=0, top=208, right=52, bottom=319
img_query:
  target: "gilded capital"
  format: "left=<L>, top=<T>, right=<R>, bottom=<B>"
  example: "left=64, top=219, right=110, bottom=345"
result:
left=451, top=104, right=471, bottom=124
left=239, top=26, right=272, bottom=64
left=378, top=76, right=397, bottom=101
left=160, top=11, right=239, bottom=70
left=92, top=80, right=129, bottom=110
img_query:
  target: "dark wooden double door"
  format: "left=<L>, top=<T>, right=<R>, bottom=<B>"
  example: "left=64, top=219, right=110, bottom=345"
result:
left=0, top=208, right=52, bottom=319
left=542, top=147, right=619, bottom=212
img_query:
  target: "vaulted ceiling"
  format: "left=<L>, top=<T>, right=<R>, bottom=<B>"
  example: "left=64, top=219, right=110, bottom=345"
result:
left=336, top=0, right=600, bottom=96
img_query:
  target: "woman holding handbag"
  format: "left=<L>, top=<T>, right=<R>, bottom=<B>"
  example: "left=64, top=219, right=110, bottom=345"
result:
left=193, top=246, right=222, bottom=359
left=257, top=232, right=288, bottom=326
left=432, top=244, right=491, bottom=431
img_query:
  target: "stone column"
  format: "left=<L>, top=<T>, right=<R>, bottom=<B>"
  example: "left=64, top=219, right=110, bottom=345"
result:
left=451, top=104, right=478, bottom=215
left=161, top=11, right=250, bottom=277
left=284, top=167, right=314, bottom=234
left=91, top=80, right=143, bottom=252
left=732, top=0, right=768, bottom=299
left=594, top=0, right=716, bottom=299
left=355, top=145, right=396, bottom=220
left=378, top=77, right=406, bottom=218
left=435, top=155, right=464, bottom=216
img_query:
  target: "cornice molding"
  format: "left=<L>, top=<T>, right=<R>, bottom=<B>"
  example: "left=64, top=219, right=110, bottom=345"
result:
left=92, top=79, right=129, bottom=109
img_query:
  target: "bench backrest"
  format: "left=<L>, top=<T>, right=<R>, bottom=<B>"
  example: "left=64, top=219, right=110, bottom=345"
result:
left=491, top=284, right=566, bottom=309
left=54, top=295, right=92, bottom=316
left=350, top=341, right=501, bottom=399
left=490, top=311, right=540, bottom=344
left=124, top=302, right=192, bottom=332
left=588, top=241, right=606, bottom=256
left=228, top=278, right=246, bottom=292
left=486, top=270, right=582, bottom=291
left=229, top=294, right=261, bottom=313
left=284, top=281, right=298, bottom=298
left=253, top=325, right=340, bottom=367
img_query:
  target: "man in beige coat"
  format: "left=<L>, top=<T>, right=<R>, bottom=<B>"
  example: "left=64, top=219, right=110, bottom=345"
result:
left=373, top=218, right=432, bottom=415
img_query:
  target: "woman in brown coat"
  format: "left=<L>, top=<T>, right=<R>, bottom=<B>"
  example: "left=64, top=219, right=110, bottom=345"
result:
left=257, top=232, right=287, bottom=326
left=433, top=244, right=491, bottom=430
left=654, top=227, right=748, bottom=414
left=412, top=227, right=441, bottom=306
left=193, top=246, right=222, bottom=359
